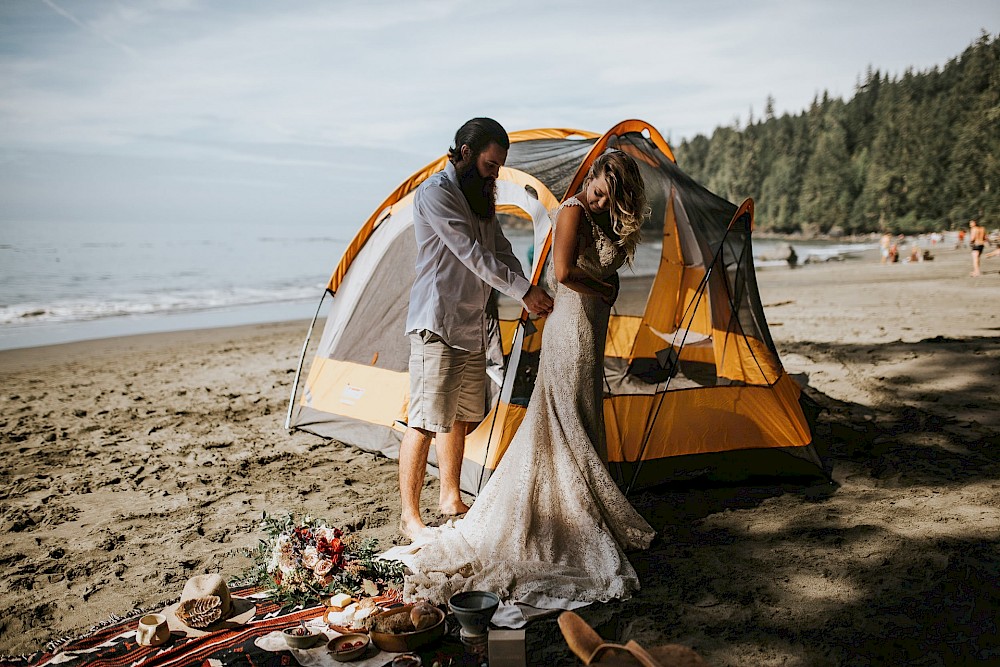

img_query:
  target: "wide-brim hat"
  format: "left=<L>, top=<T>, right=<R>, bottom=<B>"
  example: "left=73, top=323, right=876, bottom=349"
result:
left=162, top=573, right=256, bottom=638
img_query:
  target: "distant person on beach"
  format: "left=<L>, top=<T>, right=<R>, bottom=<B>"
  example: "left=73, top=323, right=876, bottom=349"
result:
left=399, top=118, right=553, bottom=539
left=880, top=233, right=891, bottom=263
left=969, top=219, right=986, bottom=277
left=786, top=244, right=798, bottom=268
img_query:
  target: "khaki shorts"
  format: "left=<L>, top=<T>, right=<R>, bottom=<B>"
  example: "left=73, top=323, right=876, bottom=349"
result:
left=408, top=330, right=486, bottom=433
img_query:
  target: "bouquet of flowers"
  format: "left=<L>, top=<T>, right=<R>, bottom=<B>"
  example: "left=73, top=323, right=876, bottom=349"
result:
left=243, top=512, right=404, bottom=607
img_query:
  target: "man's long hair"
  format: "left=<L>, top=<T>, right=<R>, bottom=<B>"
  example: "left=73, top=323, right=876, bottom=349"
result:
left=447, top=117, right=510, bottom=162
left=449, top=118, right=509, bottom=220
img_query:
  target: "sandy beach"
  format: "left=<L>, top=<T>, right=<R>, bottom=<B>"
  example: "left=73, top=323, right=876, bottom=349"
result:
left=2, top=244, right=999, bottom=664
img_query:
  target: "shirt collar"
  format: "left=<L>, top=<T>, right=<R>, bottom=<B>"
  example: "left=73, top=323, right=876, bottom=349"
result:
left=443, top=159, right=458, bottom=185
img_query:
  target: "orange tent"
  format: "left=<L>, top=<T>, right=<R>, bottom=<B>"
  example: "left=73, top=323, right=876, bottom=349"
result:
left=287, top=120, right=819, bottom=494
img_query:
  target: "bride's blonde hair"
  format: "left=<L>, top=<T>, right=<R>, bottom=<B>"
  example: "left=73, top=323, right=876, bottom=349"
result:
left=585, top=150, right=648, bottom=263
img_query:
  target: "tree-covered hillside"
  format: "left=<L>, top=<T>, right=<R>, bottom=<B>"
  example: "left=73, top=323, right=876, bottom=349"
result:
left=674, top=32, right=999, bottom=236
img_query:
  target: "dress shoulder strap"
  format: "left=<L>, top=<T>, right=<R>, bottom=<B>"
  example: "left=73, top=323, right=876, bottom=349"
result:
left=560, top=196, right=595, bottom=226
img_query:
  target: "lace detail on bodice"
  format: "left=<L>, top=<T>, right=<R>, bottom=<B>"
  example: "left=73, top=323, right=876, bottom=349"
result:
left=557, top=197, right=626, bottom=280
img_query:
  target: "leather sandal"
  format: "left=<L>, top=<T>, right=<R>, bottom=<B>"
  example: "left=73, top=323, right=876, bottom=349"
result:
left=558, top=611, right=605, bottom=664
left=590, top=640, right=661, bottom=667
left=558, top=611, right=710, bottom=667
left=559, top=612, right=660, bottom=665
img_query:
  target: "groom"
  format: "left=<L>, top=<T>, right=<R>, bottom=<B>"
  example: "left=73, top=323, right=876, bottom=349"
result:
left=399, top=118, right=553, bottom=539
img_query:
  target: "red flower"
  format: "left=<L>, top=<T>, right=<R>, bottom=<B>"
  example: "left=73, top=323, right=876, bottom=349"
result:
left=317, top=534, right=345, bottom=563
left=323, top=538, right=345, bottom=569
left=293, top=526, right=313, bottom=543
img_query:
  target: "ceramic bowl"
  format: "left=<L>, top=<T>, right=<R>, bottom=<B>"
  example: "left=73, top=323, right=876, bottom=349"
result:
left=328, top=632, right=370, bottom=661
left=369, top=604, right=446, bottom=653
left=448, top=591, right=499, bottom=637
left=282, top=625, right=324, bottom=649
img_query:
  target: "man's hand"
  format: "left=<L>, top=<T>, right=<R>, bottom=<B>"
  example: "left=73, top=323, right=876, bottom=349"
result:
left=522, top=285, right=554, bottom=316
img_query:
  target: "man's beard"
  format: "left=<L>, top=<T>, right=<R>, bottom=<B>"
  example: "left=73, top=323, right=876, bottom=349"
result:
left=458, top=163, right=497, bottom=219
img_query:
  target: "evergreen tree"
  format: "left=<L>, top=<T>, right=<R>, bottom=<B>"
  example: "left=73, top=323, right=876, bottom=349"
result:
left=797, top=107, right=855, bottom=234
left=674, top=32, right=999, bottom=235
left=942, top=32, right=1000, bottom=225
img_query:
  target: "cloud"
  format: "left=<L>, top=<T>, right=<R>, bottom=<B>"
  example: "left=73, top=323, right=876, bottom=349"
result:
left=0, top=0, right=996, bottom=225
left=38, top=0, right=139, bottom=57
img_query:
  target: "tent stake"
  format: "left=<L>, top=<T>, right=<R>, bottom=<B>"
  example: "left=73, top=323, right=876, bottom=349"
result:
left=284, top=291, right=328, bottom=431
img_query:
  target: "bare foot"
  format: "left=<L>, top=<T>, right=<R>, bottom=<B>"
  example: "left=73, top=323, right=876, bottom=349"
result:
left=440, top=500, right=470, bottom=516
left=399, top=517, right=427, bottom=542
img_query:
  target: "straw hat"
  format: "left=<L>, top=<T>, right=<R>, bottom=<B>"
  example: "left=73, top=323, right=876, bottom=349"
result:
left=162, top=574, right=256, bottom=638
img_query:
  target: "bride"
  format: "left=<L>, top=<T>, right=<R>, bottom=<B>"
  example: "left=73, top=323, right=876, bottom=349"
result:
left=389, top=150, right=655, bottom=615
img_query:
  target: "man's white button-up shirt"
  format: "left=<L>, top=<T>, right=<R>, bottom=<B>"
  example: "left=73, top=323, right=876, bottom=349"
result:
left=405, top=161, right=531, bottom=351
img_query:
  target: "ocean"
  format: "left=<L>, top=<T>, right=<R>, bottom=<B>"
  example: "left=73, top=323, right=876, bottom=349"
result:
left=0, top=220, right=876, bottom=352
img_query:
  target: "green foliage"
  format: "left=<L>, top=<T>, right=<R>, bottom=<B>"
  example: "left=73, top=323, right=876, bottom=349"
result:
left=674, top=32, right=1000, bottom=235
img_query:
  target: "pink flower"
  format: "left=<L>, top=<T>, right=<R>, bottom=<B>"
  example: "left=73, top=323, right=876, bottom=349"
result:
left=313, top=559, right=334, bottom=577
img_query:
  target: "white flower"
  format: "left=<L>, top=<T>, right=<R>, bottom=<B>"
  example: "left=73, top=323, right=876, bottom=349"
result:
left=275, top=535, right=299, bottom=574
left=267, top=534, right=290, bottom=573
left=302, top=546, right=321, bottom=569
left=316, top=526, right=339, bottom=542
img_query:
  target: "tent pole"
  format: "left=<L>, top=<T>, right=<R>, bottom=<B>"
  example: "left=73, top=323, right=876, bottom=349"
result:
left=284, top=291, right=329, bottom=431
left=602, top=310, right=627, bottom=487
left=624, top=267, right=712, bottom=494
left=625, top=213, right=745, bottom=494
left=476, top=317, right=525, bottom=494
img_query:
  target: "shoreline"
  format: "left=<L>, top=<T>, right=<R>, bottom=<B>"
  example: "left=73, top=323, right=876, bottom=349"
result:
left=0, top=299, right=321, bottom=354
left=1, top=237, right=897, bottom=355
left=2, top=245, right=999, bottom=662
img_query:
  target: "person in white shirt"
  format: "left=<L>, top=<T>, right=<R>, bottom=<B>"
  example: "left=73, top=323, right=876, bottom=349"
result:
left=399, top=118, right=553, bottom=539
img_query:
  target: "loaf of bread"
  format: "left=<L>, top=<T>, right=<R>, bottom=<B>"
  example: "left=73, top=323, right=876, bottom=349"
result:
left=370, top=611, right=415, bottom=634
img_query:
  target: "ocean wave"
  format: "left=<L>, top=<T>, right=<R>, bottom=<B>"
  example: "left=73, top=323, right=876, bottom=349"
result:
left=258, top=236, right=350, bottom=244
left=0, top=284, right=324, bottom=327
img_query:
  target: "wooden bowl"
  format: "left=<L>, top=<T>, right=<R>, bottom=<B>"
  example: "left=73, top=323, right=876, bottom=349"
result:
left=327, top=632, right=370, bottom=661
left=369, top=604, right=445, bottom=653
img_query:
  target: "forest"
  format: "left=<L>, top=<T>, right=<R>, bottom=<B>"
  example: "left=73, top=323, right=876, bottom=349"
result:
left=673, top=31, right=999, bottom=236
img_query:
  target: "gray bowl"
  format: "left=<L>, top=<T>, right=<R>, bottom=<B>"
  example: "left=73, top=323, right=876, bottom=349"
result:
left=282, top=626, right=323, bottom=649
left=448, top=591, right=499, bottom=637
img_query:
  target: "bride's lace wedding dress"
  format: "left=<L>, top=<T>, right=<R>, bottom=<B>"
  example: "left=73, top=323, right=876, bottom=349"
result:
left=390, top=197, right=655, bottom=614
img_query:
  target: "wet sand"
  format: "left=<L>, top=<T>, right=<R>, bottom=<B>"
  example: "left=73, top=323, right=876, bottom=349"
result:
left=2, top=244, right=998, bottom=664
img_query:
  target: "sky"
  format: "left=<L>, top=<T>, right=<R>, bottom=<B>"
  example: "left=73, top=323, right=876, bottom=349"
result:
left=1, top=0, right=997, bottom=230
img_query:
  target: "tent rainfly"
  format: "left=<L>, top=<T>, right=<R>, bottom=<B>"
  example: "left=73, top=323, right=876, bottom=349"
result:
left=286, top=119, right=821, bottom=495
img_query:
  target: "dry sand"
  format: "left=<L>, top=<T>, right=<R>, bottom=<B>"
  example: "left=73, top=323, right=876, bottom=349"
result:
left=1, top=244, right=999, bottom=665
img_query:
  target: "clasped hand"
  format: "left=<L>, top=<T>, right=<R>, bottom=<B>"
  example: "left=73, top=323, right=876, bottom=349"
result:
left=523, top=285, right=554, bottom=316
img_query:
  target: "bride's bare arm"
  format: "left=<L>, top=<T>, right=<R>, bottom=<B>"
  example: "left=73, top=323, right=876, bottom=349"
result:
left=553, top=205, right=615, bottom=303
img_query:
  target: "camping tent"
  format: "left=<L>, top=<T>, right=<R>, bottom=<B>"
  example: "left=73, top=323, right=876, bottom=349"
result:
left=286, top=119, right=819, bottom=495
